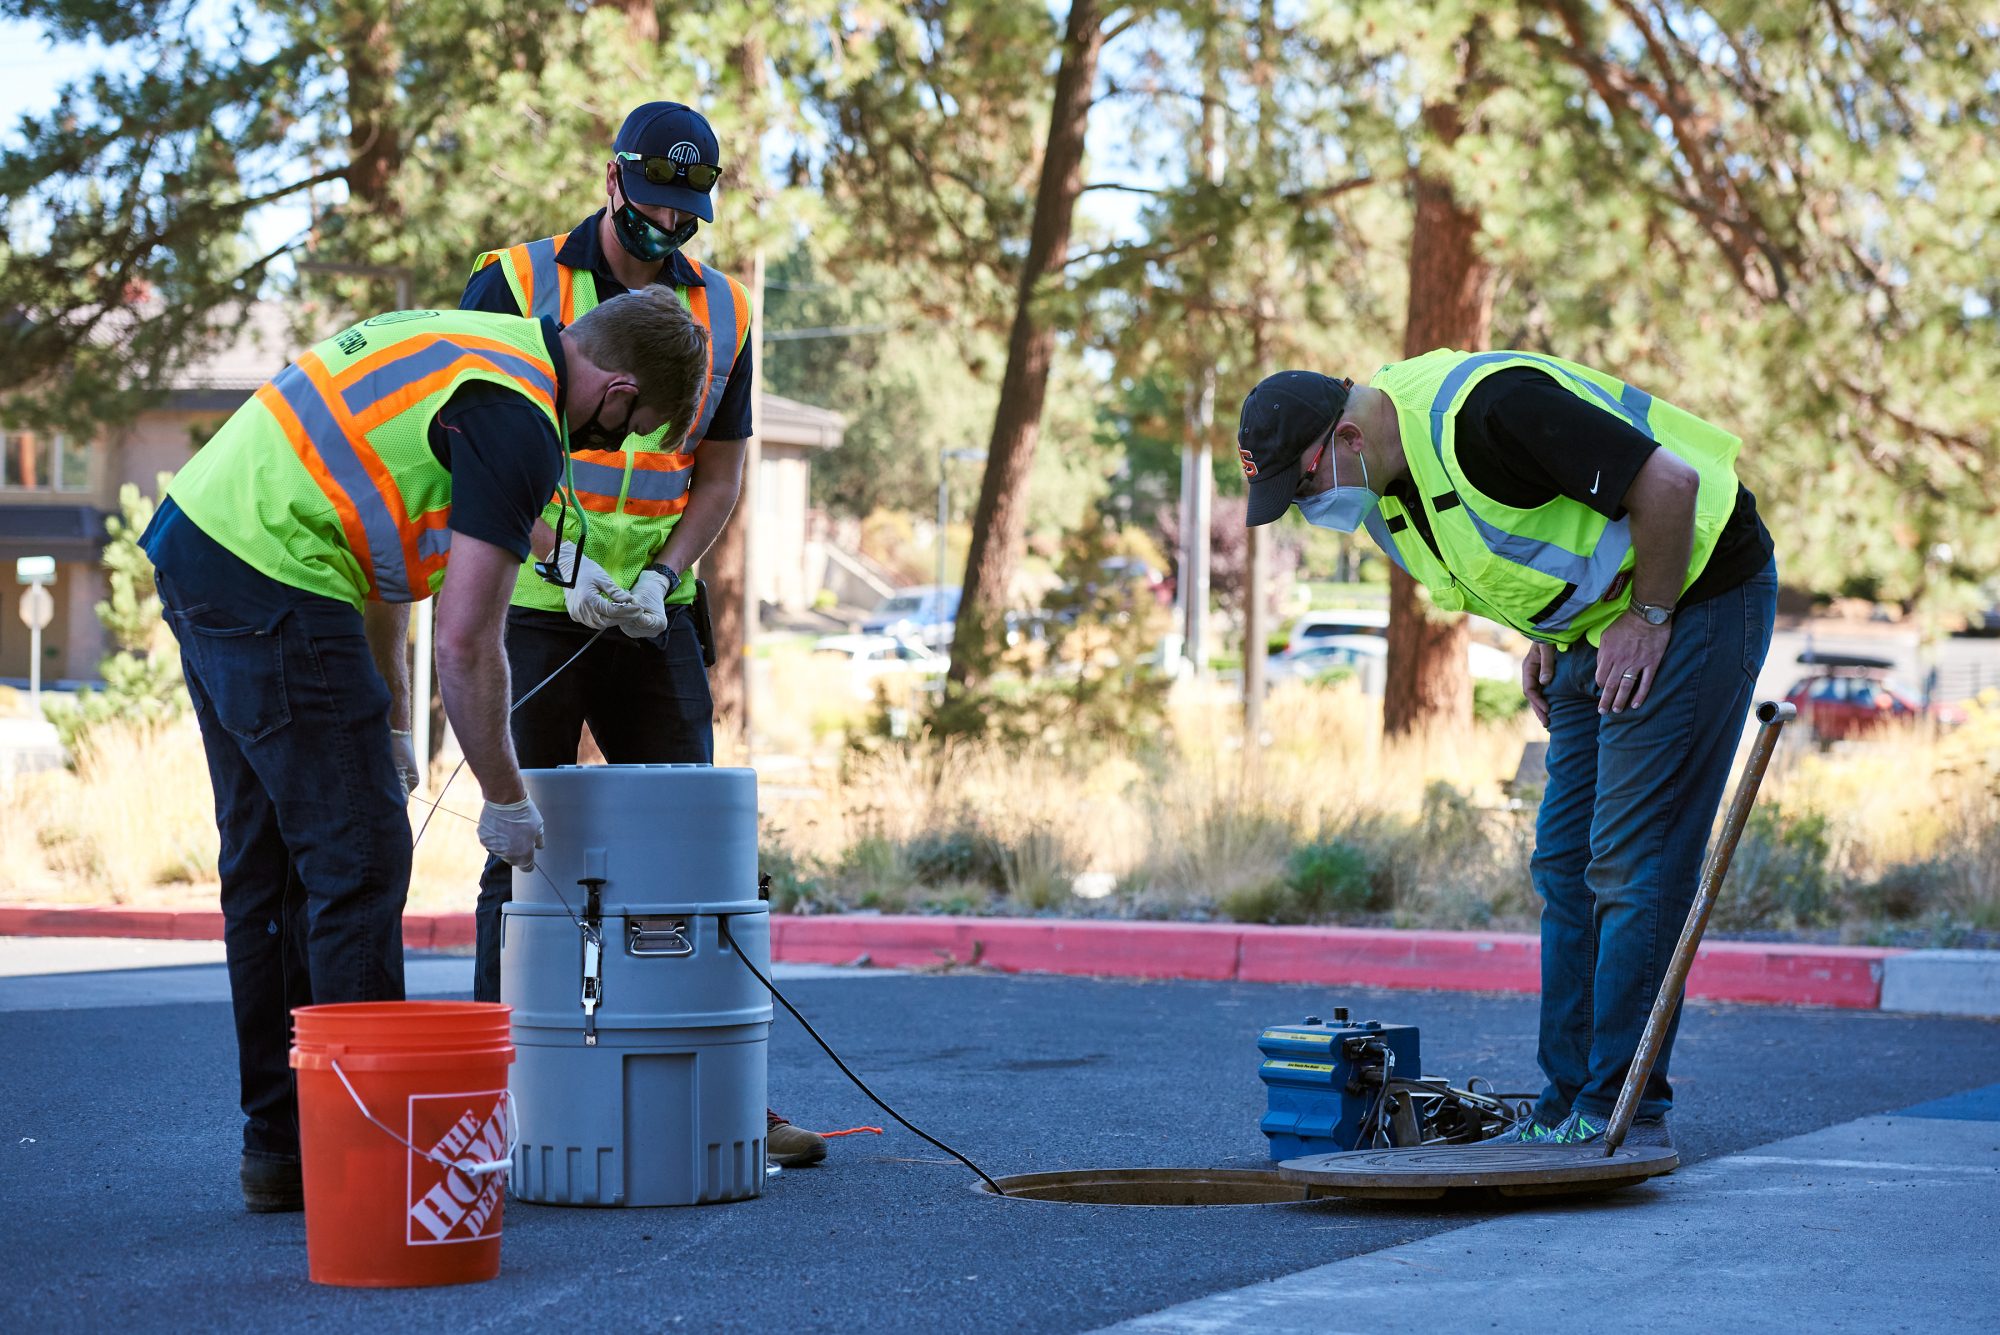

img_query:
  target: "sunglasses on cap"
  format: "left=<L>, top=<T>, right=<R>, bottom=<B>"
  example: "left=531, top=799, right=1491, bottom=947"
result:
left=616, top=150, right=722, bottom=193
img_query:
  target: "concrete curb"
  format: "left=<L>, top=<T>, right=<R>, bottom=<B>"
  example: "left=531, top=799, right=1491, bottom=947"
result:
left=0, top=906, right=1931, bottom=1011
left=1880, top=950, right=2000, bottom=1017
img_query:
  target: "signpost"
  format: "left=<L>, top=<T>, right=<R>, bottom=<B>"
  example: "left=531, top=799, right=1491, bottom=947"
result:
left=16, top=556, right=55, bottom=712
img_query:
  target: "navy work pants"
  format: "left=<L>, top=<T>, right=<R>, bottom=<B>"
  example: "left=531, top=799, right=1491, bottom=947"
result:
left=473, top=607, right=712, bottom=1002
left=158, top=571, right=411, bottom=1163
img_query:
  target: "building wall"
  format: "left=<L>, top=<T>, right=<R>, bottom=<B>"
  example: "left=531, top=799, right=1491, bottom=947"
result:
left=755, top=446, right=814, bottom=611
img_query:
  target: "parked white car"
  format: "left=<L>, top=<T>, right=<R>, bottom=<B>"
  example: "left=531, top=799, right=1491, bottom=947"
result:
left=812, top=634, right=945, bottom=701
left=1267, top=629, right=1519, bottom=693
left=860, top=586, right=961, bottom=648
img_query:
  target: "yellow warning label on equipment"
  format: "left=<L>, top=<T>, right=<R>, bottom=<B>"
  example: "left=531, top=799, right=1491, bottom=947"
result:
left=1263, top=1060, right=1336, bottom=1073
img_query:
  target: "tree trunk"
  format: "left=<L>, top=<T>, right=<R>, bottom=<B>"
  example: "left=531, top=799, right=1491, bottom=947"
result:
left=1383, top=96, right=1491, bottom=738
left=947, top=0, right=1106, bottom=687
left=340, top=5, right=401, bottom=215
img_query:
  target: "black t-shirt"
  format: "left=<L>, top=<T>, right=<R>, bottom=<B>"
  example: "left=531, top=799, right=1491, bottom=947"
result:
left=1386, top=367, right=1772, bottom=609
left=458, top=210, right=755, bottom=442
left=141, top=318, right=568, bottom=618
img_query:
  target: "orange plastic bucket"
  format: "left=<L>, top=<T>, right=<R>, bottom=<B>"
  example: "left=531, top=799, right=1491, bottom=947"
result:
left=290, top=1001, right=516, bottom=1288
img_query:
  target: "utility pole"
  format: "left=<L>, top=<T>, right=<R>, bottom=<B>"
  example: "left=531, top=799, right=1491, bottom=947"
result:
left=1182, top=26, right=1224, bottom=680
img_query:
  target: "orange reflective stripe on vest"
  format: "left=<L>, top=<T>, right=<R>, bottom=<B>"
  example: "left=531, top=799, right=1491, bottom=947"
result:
left=489, top=236, right=577, bottom=326
left=260, top=339, right=554, bottom=600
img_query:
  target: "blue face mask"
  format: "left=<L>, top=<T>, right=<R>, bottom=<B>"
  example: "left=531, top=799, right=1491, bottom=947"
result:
left=1295, top=448, right=1376, bottom=533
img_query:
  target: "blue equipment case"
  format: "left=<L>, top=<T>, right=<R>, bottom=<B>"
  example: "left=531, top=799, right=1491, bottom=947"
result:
left=1259, top=1012, right=1421, bottom=1160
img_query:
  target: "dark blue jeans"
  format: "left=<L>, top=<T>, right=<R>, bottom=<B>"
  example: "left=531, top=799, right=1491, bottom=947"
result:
left=1531, top=559, right=1778, bottom=1124
left=473, top=606, right=713, bottom=1003
left=159, top=572, right=411, bottom=1161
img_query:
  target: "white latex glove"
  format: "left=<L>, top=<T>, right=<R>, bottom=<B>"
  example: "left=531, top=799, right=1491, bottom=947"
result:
left=555, top=542, right=633, bottom=631
left=389, top=729, right=420, bottom=795
left=478, top=797, right=544, bottom=870
left=616, top=569, right=673, bottom=640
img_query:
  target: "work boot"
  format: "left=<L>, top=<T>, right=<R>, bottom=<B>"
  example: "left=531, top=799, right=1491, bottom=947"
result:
left=767, top=1110, right=827, bottom=1167
left=240, top=1153, right=304, bottom=1212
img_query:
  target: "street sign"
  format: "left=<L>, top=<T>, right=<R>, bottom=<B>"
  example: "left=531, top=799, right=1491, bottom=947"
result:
left=16, top=555, right=55, bottom=585
left=19, top=583, right=53, bottom=630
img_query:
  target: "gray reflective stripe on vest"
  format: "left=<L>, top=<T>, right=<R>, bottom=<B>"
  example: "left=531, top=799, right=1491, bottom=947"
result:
left=568, top=457, right=628, bottom=500
left=1363, top=508, right=1412, bottom=576
left=624, top=463, right=693, bottom=505
left=419, top=528, right=452, bottom=562
left=337, top=339, right=557, bottom=419
left=518, top=237, right=564, bottom=322
left=268, top=363, right=415, bottom=603
left=1424, top=353, right=1639, bottom=630
left=689, top=264, right=741, bottom=441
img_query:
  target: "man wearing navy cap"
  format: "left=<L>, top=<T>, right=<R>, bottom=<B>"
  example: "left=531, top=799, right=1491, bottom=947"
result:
left=1239, top=352, right=1777, bottom=1151
left=461, top=103, right=828, bottom=1168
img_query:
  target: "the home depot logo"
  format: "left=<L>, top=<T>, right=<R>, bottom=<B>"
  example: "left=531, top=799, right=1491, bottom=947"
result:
left=406, top=1091, right=508, bottom=1246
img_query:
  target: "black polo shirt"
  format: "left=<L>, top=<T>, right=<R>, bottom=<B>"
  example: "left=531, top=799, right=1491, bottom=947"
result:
left=1383, top=368, right=1773, bottom=611
left=458, top=210, right=755, bottom=442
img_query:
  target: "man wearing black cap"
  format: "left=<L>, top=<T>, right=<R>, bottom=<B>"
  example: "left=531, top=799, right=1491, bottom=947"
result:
left=461, top=102, right=827, bottom=1168
left=1239, top=352, right=1777, bottom=1151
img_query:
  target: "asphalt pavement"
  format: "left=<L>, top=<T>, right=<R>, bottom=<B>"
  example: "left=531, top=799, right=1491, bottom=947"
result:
left=2, top=941, right=1996, bottom=1333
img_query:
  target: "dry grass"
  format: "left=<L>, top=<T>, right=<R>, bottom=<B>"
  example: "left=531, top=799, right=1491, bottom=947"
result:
left=10, top=676, right=1994, bottom=937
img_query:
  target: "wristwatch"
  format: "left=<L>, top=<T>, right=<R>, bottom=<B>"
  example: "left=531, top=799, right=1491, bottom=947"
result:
left=644, top=562, right=681, bottom=598
left=1630, top=600, right=1675, bottom=626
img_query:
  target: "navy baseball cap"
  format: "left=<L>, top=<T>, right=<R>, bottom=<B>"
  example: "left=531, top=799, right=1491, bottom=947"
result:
left=1237, top=371, right=1353, bottom=526
left=613, top=102, right=721, bottom=222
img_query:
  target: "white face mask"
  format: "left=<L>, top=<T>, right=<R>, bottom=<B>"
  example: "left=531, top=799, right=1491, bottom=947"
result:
left=1295, top=448, right=1376, bottom=533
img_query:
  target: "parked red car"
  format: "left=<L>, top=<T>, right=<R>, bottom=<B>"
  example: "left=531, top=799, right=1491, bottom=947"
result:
left=1782, top=652, right=1966, bottom=742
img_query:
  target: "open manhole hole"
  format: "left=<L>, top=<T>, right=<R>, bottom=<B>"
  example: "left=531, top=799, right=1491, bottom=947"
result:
left=974, top=1168, right=1309, bottom=1206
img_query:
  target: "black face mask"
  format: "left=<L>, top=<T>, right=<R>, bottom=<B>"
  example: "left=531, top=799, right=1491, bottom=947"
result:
left=572, top=385, right=636, bottom=452
left=610, top=186, right=699, bottom=263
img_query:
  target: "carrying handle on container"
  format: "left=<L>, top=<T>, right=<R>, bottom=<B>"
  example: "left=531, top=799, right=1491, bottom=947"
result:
left=329, top=1060, right=518, bottom=1178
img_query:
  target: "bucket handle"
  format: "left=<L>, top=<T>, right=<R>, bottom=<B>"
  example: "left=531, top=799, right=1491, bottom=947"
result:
left=329, top=1059, right=519, bottom=1179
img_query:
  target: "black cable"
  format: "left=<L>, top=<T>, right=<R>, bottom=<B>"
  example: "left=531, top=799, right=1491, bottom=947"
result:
left=718, top=918, right=1007, bottom=1197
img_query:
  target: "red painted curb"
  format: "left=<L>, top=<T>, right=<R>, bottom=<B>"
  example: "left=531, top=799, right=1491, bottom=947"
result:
left=0, top=906, right=1901, bottom=1008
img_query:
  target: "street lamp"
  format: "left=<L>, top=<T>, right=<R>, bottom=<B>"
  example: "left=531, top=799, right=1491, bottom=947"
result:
left=936, top=446, right=986, bottom=656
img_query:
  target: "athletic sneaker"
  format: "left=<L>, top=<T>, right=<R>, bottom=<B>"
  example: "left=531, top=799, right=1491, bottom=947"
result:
left=767, top=1110, right=828, bottom=1166
left=1545, top=1109, right=1608, bottom=1144
left=1548, top=1109, right=1675, bottom=1150
left=1482, top=1116, right=1563, bottom=1145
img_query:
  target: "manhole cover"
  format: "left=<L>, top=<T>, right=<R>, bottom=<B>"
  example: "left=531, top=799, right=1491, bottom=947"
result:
left=1279, top=1144, right=1678, bottom=1200
left=974, top=1168, right=1309, bottom=1206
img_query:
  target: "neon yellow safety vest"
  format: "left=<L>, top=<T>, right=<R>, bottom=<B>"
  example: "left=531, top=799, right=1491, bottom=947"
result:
left=469, top=235, right=751, bottom=610
left=167, top=310, right=561, bottom=607
left=1363, top=349, right=1743, bottom=647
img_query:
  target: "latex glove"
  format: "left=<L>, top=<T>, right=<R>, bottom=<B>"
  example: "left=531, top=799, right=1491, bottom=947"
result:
left=478, top=796, right=544, bottom=870
left=389, top=729, right=420, bottom=795
left=556, top=542, right=634, bottom=631
left=616, top=568, right=674, bottom=640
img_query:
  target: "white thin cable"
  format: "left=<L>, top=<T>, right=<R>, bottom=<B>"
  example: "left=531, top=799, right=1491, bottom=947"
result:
left=328, top=1060, right=517, bottom=1178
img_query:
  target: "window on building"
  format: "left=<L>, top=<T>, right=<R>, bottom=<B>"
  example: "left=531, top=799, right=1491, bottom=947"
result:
left=2, top=430, right=89, bottom=492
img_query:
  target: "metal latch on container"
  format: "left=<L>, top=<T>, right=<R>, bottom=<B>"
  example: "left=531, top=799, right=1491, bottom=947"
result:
left=580, top=875, right=606, bottom=1046
left=627, top=917, right=693, bottom=957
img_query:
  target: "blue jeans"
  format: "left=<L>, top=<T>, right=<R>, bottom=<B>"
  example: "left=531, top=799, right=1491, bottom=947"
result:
left=1531, top=560, right=1777, bottom=1124
left=472, top=607, right=714, bottom=1003
left=158, top=572, right=411, bottom=1160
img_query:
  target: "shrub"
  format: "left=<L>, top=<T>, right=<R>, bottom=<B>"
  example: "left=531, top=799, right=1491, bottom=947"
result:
left=760, top=841, right=826, bottom=914
left=1850, top=860, right=1953, bottom=922
left=996, top=823, right=1074, bottom=914
left=1472, top=677, right=1527, bottom=724
left=903, top=820, right=1008, bottom=891
left=1285, top=838, right=1376, bottom=918
left=1715, top=804, right=1836, bottom=930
